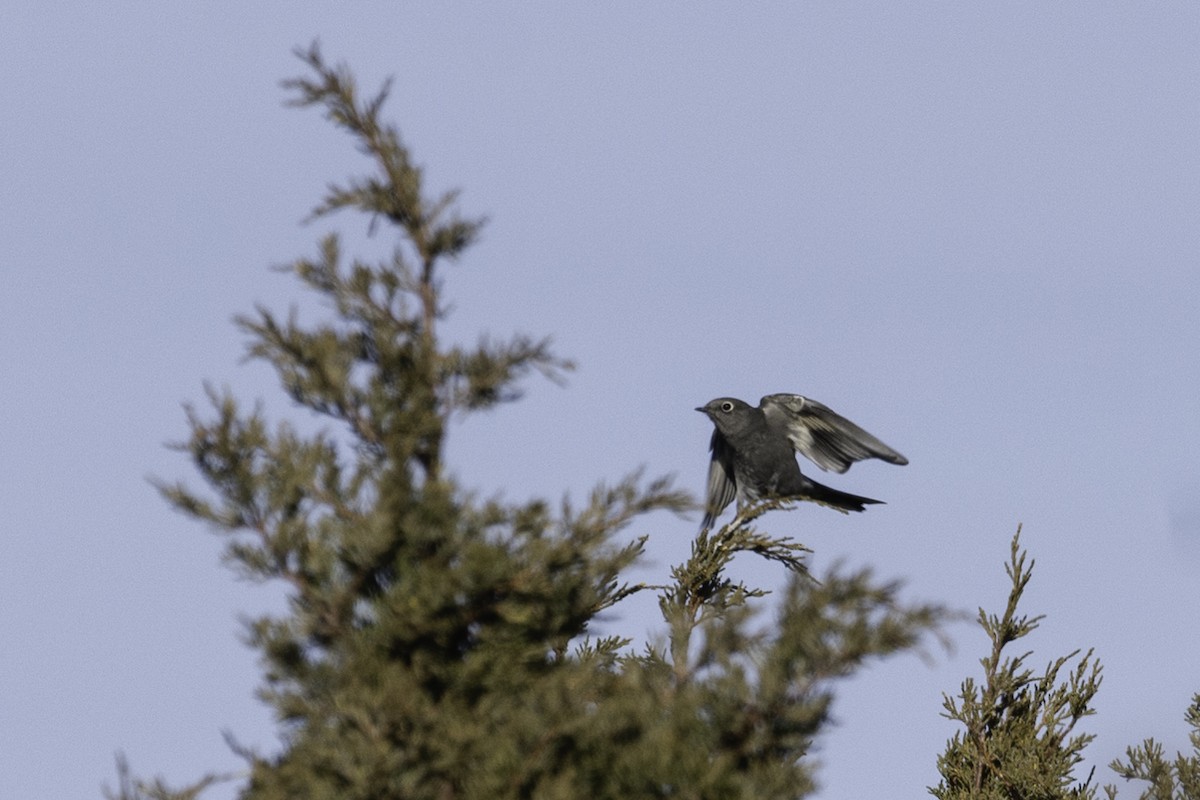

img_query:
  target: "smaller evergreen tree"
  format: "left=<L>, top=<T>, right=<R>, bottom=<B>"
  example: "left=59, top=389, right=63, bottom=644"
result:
left=1105, top=693, right=1200, bottom=800
left=932, top=527, right=1103, bottom=800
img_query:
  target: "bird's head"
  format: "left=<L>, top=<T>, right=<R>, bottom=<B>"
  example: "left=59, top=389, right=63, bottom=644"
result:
left=696, top=397, right=756, bottom=436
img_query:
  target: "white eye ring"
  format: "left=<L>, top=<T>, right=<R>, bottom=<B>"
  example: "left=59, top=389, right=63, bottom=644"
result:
left=720, top=401, right=735, bottom=413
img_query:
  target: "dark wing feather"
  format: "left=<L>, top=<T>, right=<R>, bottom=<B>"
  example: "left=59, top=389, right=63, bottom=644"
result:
left=701, top=430, right=738, bottom=530
left=760, top=393, right=908, bottom=474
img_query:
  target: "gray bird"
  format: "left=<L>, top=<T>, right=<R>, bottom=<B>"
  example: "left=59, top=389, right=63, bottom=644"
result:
left=697, top=393, right=908, bottom=530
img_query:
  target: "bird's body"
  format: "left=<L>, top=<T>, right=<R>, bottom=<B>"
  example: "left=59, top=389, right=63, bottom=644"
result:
left=697, top=394, right=907, bottom=530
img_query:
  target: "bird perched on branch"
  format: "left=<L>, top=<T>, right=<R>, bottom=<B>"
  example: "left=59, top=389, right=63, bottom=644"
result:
left=696, top=393, right=907, bottom=530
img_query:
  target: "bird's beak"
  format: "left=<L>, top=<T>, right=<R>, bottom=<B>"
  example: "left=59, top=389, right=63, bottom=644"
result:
left=695, top=407, right=707, bottom=413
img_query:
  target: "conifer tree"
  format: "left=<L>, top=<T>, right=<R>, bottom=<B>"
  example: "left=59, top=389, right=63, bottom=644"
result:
left=110, top=45, right=947, bottom=800
left=932, top=528, right=1103, bottom=799
left=1105, top=694, right=1200, bottom=800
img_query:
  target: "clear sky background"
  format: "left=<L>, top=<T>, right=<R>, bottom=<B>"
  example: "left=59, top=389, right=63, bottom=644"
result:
left=3, top=5, right=1198, bottom=799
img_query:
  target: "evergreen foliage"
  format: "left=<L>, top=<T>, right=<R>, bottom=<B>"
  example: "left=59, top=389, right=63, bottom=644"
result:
left=932, top=528, right=1103, bottom=799
left=1105, top=694, right=1200, bottom=800
left=112, top=45, right=950, bottom=800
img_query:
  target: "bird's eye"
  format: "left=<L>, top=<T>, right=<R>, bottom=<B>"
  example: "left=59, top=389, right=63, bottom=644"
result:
left=720, top=401, right=735, bottom=413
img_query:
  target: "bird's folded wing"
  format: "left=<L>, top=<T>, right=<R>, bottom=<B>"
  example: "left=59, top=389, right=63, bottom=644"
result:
left=759, top=393, right=908, bottom=474
left=702, top=430, right=738, bottom=528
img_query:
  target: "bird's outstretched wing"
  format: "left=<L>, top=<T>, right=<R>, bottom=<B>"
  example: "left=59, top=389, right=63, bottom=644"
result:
left=701, top=430, right=738, bottom=530
left=759, top=393, right=908, bottom=474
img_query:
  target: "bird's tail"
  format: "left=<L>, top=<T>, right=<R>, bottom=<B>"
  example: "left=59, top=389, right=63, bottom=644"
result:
left=801, top=478, right=884, bottom=513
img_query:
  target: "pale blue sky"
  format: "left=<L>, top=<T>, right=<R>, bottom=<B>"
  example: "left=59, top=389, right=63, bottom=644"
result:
left=3, top=5, right=1199, bottom=799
